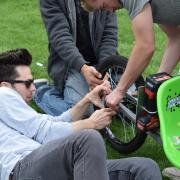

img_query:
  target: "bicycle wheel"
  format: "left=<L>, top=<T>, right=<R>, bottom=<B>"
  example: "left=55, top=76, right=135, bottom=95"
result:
left=97, top=55, right=147, bottom=154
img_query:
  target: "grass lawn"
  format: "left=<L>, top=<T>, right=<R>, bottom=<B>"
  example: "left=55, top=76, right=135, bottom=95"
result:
left=0, top=1, right=179, bottom=179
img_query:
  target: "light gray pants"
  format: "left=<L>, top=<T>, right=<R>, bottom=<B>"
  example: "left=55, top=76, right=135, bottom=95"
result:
left=12, top=130, right=162, bottom=180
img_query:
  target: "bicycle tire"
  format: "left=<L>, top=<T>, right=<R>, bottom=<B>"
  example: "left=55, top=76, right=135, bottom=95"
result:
left=97, top=55, right=147, bottom=154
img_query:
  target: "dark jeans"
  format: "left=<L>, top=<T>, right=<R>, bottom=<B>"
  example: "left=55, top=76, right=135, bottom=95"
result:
left=12, top=130, right=162, bottom=180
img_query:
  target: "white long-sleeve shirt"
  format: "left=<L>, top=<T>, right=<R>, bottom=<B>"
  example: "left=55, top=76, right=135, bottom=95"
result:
left=0, top=87, right=73, bottom=180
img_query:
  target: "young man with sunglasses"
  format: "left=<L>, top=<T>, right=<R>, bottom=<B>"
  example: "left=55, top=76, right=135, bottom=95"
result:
left=0, top=48, right=162, bottom=180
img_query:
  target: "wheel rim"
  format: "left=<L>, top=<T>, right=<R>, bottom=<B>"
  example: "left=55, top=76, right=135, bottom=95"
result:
left=105, top=65, right=140, bottom=145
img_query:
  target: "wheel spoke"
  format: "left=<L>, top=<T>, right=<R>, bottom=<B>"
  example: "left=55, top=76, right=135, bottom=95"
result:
left=106, top=66, right=137, bottom=143
left=97, top=56, right=146, bottom=153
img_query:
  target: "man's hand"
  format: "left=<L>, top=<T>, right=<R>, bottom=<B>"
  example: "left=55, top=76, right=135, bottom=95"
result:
left=81, top=64, right=103, bottom=89
left=86, top=108, right=116, bottom=129
left=86, top=81, right=111, bottom=108
left=105, top=88, right=125, bottom=110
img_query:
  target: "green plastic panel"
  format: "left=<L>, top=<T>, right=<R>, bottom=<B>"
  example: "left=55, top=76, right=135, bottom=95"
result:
left=157, top=76, right=180, bottom=168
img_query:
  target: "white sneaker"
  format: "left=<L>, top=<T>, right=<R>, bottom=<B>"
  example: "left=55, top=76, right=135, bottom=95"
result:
left=162, top=167, right=180, bottom=180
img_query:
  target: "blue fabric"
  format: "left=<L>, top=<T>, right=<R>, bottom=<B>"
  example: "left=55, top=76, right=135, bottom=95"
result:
left=34, top=69, right=94, bottom=117
left=34, top=84, right=69, bottom=116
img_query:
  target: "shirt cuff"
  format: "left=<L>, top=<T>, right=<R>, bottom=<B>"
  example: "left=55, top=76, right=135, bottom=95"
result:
left=57, top=110, right=72, bottom=122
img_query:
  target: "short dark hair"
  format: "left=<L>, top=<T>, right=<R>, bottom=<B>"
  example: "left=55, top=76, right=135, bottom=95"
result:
left=0, top=48, right=32, bottom=81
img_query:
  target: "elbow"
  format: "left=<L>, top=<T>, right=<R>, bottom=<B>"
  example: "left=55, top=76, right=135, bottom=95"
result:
left=136, top=41, right=155, bottom=60
left=146, top=43, right=155, bottom=57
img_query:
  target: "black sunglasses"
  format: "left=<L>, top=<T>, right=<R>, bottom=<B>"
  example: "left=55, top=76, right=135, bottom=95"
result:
left=2, top=79, right=34, bottom=88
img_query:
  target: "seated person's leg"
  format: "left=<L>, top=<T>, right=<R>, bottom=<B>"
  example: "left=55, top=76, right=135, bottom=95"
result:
left=107, top=157, right=162, bottom=180
left=11, top=130, right=109, bottom=180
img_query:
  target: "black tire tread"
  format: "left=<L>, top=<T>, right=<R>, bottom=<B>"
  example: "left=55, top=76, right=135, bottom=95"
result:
left=97, top=55, right=147, bottom=154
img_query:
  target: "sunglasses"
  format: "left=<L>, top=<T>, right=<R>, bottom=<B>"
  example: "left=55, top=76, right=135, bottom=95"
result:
left=2, top=79, right=34, bottom=88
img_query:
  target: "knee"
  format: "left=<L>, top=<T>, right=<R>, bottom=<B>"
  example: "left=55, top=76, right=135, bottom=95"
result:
left=79, top=129, right=104, bottom=145
left=140, top=158, right=160, bottom=170
left=134, top=158, right=161, bottom=179
left=78, top=129, right=106, bottom=153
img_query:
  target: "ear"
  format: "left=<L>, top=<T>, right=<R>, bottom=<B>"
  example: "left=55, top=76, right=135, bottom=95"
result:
left=0, top=82, right=11, bottom=87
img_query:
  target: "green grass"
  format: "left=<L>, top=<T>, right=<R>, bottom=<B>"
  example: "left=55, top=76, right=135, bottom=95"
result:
left=0, top=1, right=179, bottom=179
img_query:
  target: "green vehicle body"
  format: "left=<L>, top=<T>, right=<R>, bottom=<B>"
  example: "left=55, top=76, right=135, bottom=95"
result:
left=157, top=76, right=180, bottom=168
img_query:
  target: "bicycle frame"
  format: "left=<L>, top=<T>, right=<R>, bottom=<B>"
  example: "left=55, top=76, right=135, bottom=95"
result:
left=97, top=56, right=179, bottom=155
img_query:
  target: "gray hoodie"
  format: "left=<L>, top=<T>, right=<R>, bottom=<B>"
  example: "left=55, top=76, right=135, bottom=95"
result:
left=40, top=0, right=118, bottom=92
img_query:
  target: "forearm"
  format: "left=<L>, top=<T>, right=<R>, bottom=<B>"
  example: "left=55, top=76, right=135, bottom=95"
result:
left=116, top=44, right=154, bottom=93
left=69, top=95, right=90, bottom=121
left=116, top=3, right=156, bottom=93
left=72, top=119, right=93, bottom=131
left=72, top=108, right=116, bottom=131
left=69, top=80, right=112, bottom=120
left=158, top=25, right=180, bottom=74
left=158, top=39, right=180, bottom=74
